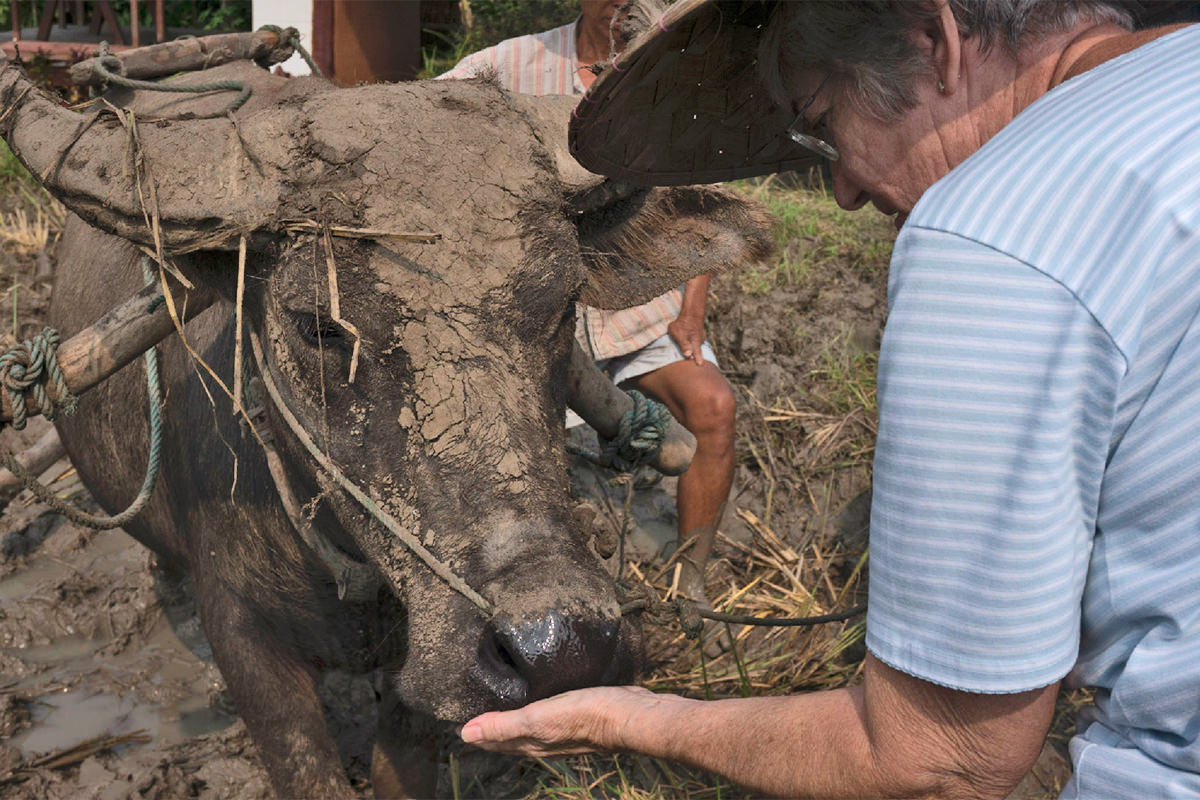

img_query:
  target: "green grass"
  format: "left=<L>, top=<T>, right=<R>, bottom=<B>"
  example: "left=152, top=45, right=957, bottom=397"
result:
left=0, top=139, right=30, bottom=188
left=735, top=175, right=895, bottom=295
left=809, top=328, right=879, bottom=418
left=0, top=138, right=57, bottom=215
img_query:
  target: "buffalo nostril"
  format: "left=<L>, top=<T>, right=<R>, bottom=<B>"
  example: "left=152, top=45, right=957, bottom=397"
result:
left=475, top=628, right=529, bottom=708
left=484, top=610, right=620, bottom=702
left=496, top=640, right=518, bottom=671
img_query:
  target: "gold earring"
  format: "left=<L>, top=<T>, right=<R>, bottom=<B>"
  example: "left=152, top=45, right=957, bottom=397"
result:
left=938, top=79, right=946, bottom=94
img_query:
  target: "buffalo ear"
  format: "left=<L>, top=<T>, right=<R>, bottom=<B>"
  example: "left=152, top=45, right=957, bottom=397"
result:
left=575, top=185, right=775, bottom=310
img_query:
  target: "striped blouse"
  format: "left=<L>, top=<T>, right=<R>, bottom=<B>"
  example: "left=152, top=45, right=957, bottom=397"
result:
left=866, top=25, right=1200, bottom=797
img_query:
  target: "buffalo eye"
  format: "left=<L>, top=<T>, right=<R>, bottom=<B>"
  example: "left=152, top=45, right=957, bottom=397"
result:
left=292, top=313, right=345, bottom=346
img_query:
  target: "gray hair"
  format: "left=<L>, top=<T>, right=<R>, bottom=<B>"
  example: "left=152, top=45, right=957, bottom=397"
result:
left=759, top=0, right=1135, bottom=121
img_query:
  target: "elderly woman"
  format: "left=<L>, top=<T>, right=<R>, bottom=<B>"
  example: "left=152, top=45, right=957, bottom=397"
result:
left=456, top=1, right=1200, bottom=798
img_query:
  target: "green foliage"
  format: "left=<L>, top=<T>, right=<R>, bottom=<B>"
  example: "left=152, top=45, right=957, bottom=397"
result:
left=735, top=175, right=895, bottom=295
left=418, top=27, right=479, bottom=81
left=0, top=1, right=253, bottom=33
left=192, top=2, right=251, bottom=32
left=0, top=140, right=31, bottom=190
left=419, top=0, right=582, bottom=79
left=0, top=139, right=60, bottom=222
left=466, top=0, right=581, bottom=50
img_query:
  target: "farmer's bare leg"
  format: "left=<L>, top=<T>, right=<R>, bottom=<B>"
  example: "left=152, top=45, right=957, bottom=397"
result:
left=627, top=360, right=735, bottom=603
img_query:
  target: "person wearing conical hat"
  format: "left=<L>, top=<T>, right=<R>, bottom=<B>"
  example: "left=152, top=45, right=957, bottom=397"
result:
left=439, top=0, right=739, bottom=621
left=458, top=2, right=1200, bottom=798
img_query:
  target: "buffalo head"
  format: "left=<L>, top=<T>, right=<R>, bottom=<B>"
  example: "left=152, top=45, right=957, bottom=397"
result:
left=0, top=57, right=772, bottom=734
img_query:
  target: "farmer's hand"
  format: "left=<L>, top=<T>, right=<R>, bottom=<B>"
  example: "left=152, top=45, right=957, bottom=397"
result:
left=668, top=314, right=706, bottom=365
left=460, top=686, right=687, bottom=757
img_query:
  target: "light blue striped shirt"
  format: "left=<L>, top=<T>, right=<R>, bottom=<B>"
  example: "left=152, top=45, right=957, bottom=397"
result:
left=865, top=25, right=1200, bottom=797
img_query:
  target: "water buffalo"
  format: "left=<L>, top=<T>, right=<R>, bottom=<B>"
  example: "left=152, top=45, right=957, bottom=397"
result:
left=0, top=52, right=772, bottom=797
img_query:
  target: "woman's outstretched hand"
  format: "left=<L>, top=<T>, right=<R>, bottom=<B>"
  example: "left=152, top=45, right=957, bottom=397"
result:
left=460, top=685, right=688, bottom=758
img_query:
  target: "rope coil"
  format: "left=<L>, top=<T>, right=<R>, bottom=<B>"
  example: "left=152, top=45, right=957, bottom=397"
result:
left=0, top=328, right=77, bottom=430
left=567, top=389, right=672, bottom=473
left=0, top=259, right=165, bottom=530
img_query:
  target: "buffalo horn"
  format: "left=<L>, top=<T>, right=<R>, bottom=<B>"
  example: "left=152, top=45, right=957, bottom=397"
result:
left=0, top=56, right=292, bottom=253
left=565, top=341, right=695, bottom=476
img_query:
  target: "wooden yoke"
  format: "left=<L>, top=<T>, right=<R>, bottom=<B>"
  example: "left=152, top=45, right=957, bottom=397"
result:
left=69, top=28, right=296, bottom=87
left=565, top=341, right=696, bottom=475
left=0, top=283, right=217, bottom=424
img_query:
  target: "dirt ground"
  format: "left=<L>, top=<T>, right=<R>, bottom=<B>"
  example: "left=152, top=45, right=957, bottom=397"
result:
left=0, top=176, right=1071, bottom=798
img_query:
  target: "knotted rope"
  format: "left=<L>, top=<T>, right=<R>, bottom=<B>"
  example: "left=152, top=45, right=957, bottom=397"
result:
left=0, top=259, right=165, bottom=529
left=0, top=328, right=76, bottom=430
left=255, top=25, right=324, bottom=77
left=618, top=581, right=705, bottom=639
left=567, top=390, right=672, bottom=473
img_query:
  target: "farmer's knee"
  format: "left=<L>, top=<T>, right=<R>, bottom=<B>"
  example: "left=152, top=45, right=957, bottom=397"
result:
left=683, top=375, right=736, bottom=442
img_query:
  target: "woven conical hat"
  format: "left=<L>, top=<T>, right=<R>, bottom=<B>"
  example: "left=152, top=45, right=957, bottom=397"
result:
left=569, top=0, right=813, bottom=186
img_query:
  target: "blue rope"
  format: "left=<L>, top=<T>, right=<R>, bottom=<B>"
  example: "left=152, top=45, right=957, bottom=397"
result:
left=0, top=258, right=165, bottom=530
left=567, top=390, right=673, bottom=473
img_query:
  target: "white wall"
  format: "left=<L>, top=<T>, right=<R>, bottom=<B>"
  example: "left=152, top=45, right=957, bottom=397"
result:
left=252, top=0, right=315, bottom=76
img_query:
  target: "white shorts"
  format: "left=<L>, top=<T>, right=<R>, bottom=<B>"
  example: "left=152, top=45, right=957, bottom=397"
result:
left=566, top=334, right=719, bottom=428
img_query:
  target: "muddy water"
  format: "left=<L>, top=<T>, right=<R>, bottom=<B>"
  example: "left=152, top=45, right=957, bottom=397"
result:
left=0, top=451, right=271, bottom=799
left=5, top=611, right=233, bottom=759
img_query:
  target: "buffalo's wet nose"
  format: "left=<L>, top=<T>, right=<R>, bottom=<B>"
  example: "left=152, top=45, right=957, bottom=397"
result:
left=477, top=610, right=621, bottom=706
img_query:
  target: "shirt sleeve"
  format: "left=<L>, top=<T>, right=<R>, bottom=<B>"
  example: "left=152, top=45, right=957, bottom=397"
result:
left=865, top=226, right=1125, bottom=693
left=435, top=47, right=497, bottom=81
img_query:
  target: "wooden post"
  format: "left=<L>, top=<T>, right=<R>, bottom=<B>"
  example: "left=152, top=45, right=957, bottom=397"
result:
left=70, top=28, right=289, bottom=85
left=0, top=283, right=218, bottom=424
left=96, top=1, right=123, bottom=45
left=36, top=0, right=58, bottom=41
left=311, top=0, right=335, bottom=77
left=154, top=0, right=163, bottom=43
left=565, top=341, right=696, bottom=476
left=10, top=1, right=18, bottom=42
left=129, top=0, right=139, bottom=47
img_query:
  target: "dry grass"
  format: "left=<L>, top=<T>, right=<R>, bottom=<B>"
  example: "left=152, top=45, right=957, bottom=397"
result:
left=0, top=140, right=63, bottom=340
left=0, top=203, right=61, bottom=258
left=492, top=512, right=868, bottom=800
left=642, top=515, right=866, bottom=697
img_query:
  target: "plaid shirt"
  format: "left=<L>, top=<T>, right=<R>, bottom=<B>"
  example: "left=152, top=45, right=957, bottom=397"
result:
left=439, top=21, right=684, bottom=360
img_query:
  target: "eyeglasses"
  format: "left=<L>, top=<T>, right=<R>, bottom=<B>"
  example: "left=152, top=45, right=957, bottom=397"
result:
left=786, top=75, right=839, bottom=162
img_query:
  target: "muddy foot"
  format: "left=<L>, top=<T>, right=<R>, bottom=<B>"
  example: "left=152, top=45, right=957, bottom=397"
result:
left=677, top=560, right=733, bottom=658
